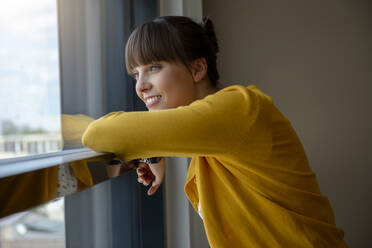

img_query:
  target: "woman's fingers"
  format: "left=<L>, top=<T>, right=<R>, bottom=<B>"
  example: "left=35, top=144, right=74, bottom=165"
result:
left=147, top=172, right=163, bottom=195
left=136, top=163, right=154, bottom=186
left=147, top=159, right=166, bottom=195
left=135, top=159, right=166, bottom=195
left=144, top=172, right=154, bottom=186
left=137, top=162, right=150, bottom=169
left=137, top=167, right=145, bottom=176
left=148, top=183, right=160, bottom=196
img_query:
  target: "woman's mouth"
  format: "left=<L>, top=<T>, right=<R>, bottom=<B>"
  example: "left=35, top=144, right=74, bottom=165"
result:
left=145, top=95, right=161, bottom=108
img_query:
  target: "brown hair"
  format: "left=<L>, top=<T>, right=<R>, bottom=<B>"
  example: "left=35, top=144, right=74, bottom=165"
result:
left=125, top=16, right=220, bottom=88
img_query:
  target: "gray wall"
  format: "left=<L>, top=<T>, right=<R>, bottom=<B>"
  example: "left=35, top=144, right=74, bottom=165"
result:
left=159, top=1, right=210, bottom=248
left=203, top=0, right=371, bottom=247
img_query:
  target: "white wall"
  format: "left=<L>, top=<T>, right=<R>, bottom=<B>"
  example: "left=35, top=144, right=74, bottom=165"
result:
left=203, top=0, right=371, bottom=247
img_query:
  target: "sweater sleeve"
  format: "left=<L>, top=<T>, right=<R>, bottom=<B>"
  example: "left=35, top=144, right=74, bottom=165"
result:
left=81, top=85, right=261, bottom=161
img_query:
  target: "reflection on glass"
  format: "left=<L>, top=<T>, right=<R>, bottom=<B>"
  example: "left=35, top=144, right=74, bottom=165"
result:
left=0, top=165, right=60, bottom=218
left=0, top=155, right=135, bottom=218
left=0, top=198, right=65, bottom=248
left=61, top=114, right=95, bottom=150
left=0, top=0, right=62, bottom=159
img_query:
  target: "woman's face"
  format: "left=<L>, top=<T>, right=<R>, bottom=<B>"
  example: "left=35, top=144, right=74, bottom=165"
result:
left=132, top=61, right=197, bottom=111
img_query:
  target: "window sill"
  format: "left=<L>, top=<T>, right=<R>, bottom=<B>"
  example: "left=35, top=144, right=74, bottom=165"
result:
left=0, top=148, right=109, bottom=178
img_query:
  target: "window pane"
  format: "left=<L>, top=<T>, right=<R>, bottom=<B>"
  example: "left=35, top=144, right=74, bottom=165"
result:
left=0, top=0, right=62, bottom=159
left=0, top=198, right=65, bottom=248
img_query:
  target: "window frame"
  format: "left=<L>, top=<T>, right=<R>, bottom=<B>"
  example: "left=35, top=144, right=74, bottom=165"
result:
left=0, top=0, right=163, bottom=247
left=59, top=0, right=164, bottom=248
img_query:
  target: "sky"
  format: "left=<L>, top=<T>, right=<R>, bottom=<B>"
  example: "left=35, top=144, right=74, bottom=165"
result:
left=0, top=0, right=61, bottom=133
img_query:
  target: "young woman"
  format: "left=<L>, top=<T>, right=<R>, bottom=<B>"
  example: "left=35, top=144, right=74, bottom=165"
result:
left=82, top=16, right=347, bottom=248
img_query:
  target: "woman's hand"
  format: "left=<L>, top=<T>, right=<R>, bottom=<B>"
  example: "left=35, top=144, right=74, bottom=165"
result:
left=136, top=158, right=166, bottom=196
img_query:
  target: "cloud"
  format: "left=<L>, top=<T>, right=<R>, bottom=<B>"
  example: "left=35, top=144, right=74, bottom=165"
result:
left=0, top=0, right=61, bottom=132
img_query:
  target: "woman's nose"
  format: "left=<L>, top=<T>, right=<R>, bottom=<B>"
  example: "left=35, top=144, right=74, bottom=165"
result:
left=136, top=74, right=151, bottom=93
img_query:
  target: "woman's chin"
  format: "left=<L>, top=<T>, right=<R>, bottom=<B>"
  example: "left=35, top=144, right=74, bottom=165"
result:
left=148, top=105, right=165, bottom=111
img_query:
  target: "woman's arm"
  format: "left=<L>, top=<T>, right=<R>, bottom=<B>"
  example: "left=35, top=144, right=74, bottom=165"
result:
left=82, top=85, right=264, bottom=161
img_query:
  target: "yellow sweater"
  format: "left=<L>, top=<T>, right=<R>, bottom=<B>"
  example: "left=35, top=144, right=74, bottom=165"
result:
left=82, top=85, right=347, bottom=248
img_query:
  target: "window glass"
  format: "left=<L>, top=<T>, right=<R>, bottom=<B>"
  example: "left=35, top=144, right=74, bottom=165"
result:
left=0, top=0, right=62, bottom=159
left=0, top=198, right=65, bottom=247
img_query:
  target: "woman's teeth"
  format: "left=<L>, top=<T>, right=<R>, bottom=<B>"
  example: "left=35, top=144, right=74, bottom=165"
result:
left=145, top=96, right=161, bottom=105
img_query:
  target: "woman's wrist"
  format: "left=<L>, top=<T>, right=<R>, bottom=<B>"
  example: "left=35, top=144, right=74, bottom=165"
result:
left=139, top=157, right=163, bottom=164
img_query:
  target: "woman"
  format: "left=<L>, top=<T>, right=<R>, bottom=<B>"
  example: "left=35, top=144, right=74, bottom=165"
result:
left=82, top=16, right=347, bottom=247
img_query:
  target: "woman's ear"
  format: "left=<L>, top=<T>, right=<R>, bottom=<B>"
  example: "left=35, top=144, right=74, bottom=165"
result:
left=190, top=58, right=208, bottom=83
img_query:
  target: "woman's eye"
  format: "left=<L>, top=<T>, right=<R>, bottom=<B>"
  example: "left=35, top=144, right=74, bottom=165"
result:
left=132, top=73, right=139, bottom=79
left=150, top=65, right=161, bottom=71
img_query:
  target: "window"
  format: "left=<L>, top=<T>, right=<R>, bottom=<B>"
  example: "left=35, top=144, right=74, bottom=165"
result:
left=0, top=1, right=164, bottom=247
left=0, top=198, right=65, bottom=248
left=0, top=0, right=62, bottom=159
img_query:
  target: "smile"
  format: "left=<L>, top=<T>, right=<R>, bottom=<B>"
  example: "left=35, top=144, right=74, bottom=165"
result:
left=145, top=96, right=161, bottom=107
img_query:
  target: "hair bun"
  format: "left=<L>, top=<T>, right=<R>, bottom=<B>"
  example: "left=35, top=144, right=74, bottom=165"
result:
left=202, top=17, right=219, bottom=54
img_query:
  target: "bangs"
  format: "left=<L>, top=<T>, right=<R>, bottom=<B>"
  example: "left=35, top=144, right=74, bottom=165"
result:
left=125, top=21, right=188, bottom=74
